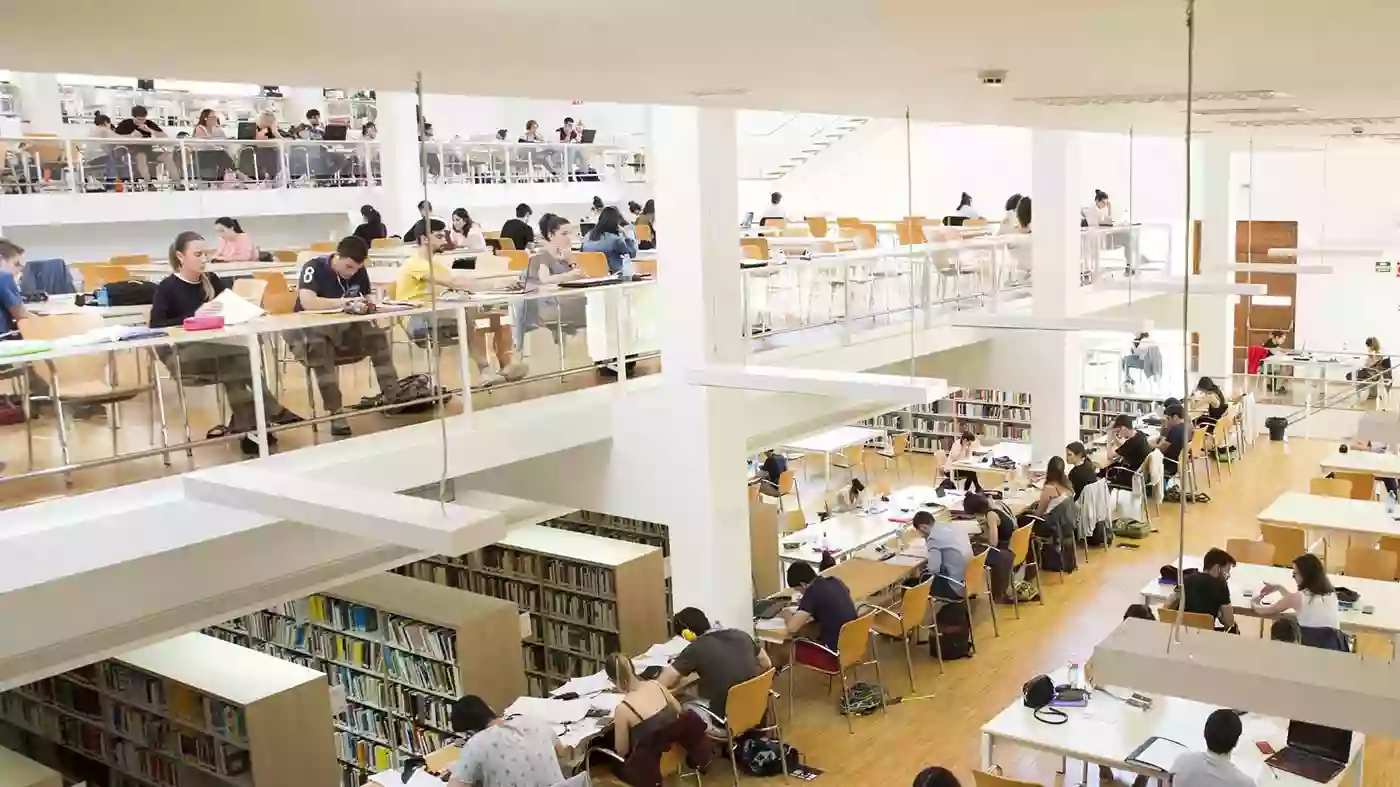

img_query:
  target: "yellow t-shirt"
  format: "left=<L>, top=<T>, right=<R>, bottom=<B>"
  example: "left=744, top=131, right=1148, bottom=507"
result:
left=394, top=252, right=456, bottom=303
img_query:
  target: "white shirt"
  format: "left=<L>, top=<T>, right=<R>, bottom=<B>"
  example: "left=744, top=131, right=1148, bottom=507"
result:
left=1296, top=591, right=1341, bottom=629
left=761, top=205, right=787, bottom=220
left=997, top=210, right=1021, bottom=235
left=1084, top=202, right=1113, bottom=227
left=1171, top=751, right=1254, bottom=787
left=956, top=205, right=981, bottom=219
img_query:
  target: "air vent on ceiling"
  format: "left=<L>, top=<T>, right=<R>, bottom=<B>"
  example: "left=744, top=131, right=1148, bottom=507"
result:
left=1192, top=106, right=1308, bottom=116
left=1017, top=89, right=1283, bottom=107
left=1222, top=116, right=1400, bottom=128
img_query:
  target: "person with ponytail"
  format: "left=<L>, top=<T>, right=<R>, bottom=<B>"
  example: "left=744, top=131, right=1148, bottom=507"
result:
left=211, top=217, right=257, bottom=262
left=149, top=231, right=300, bottom=454
left=604, top=652, right=713, bottom=785
left=955, top=192, right=980, bottom=220
left=353, top=204, right=388, bottom=246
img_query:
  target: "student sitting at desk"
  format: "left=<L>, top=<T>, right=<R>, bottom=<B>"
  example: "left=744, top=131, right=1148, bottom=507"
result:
left=756, top=448, right=787, bottom=497
left=1169, top=709, right=1254, bottom=787
left=446, top=695, right=564, bottom=787
left=661, top=607, right=769, bottom=735
left=150, top=231, right=301, bottom=455
left=1155, top=404, right=1187, bottom=481
left=1195, top=376, right=1229, bottom=428
left=912, top=510, right=973, bottom=600
left=395, top=228, right=528, bottom=386
left=826, top=477, right=866, bottom=514
left=1103, top=414, right=1150, bottom=491
left=517, top=215, right=588, bottom=349
left=210, top=217, right=257, bottom=262
left=964, top=493, right=1016, bottom=603
left=580, top=207, right=638, bottom=275
left=403, top=200, right=447, bottom=245
left=1065, top=442, right=1097, bottom=499
left=501, top=203, right=536, bottom=252
left=1034, top=456, right=1073, bottom=515
left=780, top=562, right=858, bottom=669
left=353, top=204, right=388, bottom=246
left=603, top=653, right=713, bottom=785
left=451, top=208, right=489, bottom=253
left=945, top=431, right=985, bottom=493
left=1165, top=547, right=1239, bottom=633
left=291, top=236, right=402, bottom=436
left=1252, top=553, right=1341, bottom=632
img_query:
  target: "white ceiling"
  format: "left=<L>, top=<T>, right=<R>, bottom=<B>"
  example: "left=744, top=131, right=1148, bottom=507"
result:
left=6, top=0, right=1400, bottom=136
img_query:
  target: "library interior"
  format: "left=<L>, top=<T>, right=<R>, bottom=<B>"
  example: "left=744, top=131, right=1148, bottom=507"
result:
left=6, top=2, right=1400, bottom=787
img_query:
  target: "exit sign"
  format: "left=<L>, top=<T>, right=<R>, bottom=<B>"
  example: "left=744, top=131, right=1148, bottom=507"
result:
left=1377, top=261, right=1393, bottom=273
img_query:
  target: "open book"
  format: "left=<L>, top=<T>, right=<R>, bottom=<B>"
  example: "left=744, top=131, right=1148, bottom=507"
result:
left=211, top=289, right=265, bottom=325
left=1126, top=736, right=1189, bottom=772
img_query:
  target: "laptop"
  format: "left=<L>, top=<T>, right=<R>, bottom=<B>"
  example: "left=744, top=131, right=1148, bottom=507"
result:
left=579, top=128, right=596, bottom=144
left=753, top=597, right=786, bottom=620
left=322, top=124, right=348, bottom=141
left=1266, top=721, right=1352, bottom=783
left=236, top=121, right=257, bottom=140
left=739, top=211, right=755, bottom=230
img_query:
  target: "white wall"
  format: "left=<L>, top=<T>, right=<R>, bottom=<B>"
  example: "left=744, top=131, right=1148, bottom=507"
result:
left=419, top=94, right=647, bottom=146
left=1232, top=147, right=1400, bottom=352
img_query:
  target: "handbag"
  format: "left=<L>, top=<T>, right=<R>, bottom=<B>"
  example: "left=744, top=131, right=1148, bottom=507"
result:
left=1021, top=675, right=1067, bottom=724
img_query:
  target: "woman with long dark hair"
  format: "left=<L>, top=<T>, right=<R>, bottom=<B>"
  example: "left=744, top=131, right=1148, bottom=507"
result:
left=353, top=205, right=387, bottom=245
left=1253, top=553, right=1340, bottom=631
left=211, top=217, right=256, bottom=262
left=634, top=198, right=656, bottom=249
left=580, top=205, right=638, bottom=274
left=1194, top=375, right=1228, bottom=427
left=955, top=192, right=979, bottom=220
left=1035, top=455, right=1072, bottom=514
left=449, top=208, right=487, bottom=252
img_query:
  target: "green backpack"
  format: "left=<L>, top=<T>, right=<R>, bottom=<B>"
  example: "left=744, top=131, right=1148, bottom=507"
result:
left=1112, top=518, right=1152, bottom=539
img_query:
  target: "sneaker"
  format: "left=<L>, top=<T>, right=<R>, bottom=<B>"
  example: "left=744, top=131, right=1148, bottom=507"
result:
left=501, top=361, right=529, bottom=382
left=477, top=370, right=505, bottom=387
left=330, top=417, right=352, bottom=437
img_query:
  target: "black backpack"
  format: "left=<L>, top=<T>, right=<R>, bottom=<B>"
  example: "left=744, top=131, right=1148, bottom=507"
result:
left=735, top=733, right=800, bottom=777
left=101, top=280, right=158, bottom=306
left=931, top=601, right=974, bottom=660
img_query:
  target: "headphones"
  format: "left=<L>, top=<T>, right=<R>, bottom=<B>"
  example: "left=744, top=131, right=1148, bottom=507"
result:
left=680, top=628, right=697, bottom=641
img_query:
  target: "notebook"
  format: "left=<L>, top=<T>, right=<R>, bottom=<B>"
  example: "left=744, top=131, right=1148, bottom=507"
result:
left=1126, top=737, right=1189, bottom=772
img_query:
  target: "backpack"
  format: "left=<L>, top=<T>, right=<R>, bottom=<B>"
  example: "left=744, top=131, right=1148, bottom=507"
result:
left=1112, top=518, right=1151, bottom=539
left=837, top=682, right=884, bottom=716
left=1013, top=579, right=1040, bottom=603
left=735, top=733, right=801, bottom=777
left=931, top=601, right=975, bottom=660
left=101, top=280, right=158, bottom=306
left=1039, top=535, right=1077, bottom=574
left=350, top=374, right=453, bottom=415
left=1086, top=519, right=1114, bottom=547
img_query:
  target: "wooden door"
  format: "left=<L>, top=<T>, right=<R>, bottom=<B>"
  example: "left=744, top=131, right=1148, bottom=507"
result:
left=1232, top=221, right=1298, bottom=372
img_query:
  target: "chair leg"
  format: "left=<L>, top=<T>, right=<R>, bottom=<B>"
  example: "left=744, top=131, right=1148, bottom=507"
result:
left=727, top=730, right=741, bottom=787
left=21, top=373, right=33, bottom=471
left=839, top=668, right=853, bottom=735
left=787, top=662, right=795, bottom=722
left=151, top=362, right=172, bottom=467
left=901, top=633, right=916, bottom=693
left=1011, top=569, right=1021, bottom=619
left=872, top=654, right=888, bottom=714
left=987, top=589, right=1000, bottom=636
left=171, top=355, right=195, bottom=459
left=774, top=711, right=788, bottom=780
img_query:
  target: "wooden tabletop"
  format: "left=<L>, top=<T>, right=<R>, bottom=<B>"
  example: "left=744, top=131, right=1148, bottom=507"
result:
left=821, top=557, right=919, bottom=600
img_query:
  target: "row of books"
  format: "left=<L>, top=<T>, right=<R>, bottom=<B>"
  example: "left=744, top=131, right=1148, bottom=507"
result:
left=543, top=590, right=618, bottom=629
left=92, top=664, right=247, bottom=744
left=340, top=762, right=372, bottom=787
left=542, top=559, right=615, bottom=596
left=392, top=719, right=447, bottom=756
left=480, top=546, right=539, bottom=576
left=307, top=628, right=383, bottom=671
left=962, top=388, right=1032, bottom=405
left=384, top=614, right=458, bottom=663
left=909, top=415, right=958, bottom=436
left=108, top=736, right=180, bottom=787
left=393, top=561, right=470, bottom=591
left=383, top=649, right=458, bottom=696
left=338, top=705, right=392, bottom=743
left=387, top=685, right=453, bottom=732
left=474, top=574, right=541, bottom=610
left=908, top=434, right=956, bottom=453
left=326, top=663, right=387, bottom=708
left=541, top=620, right=617, bottom=659
left=545, top=651, right=602, bottom=681
left=333, top=730, right=394, bottom=771
left=307, top=595, right=381, bottom=636
left=951, top=403, right=1031, bottom=422
left=1080, top=395, right=1159, bottom=414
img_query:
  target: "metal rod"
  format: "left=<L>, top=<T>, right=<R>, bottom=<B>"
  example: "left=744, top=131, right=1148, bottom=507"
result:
left=1171, top=0, right=1196, bottom=651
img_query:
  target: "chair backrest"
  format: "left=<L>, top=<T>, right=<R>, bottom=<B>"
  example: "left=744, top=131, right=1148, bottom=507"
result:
left=262, top=288, right=297, bottom=315
left=930, top=448, right=949, bottom=479
left=835, top=217, right=861, bottom=230
left=842, top=444, right=864, bottom=466
left=835, top=613, right=877, bottom=669
left=895, top=219, right=923, bottom=246
left=973, top=770, right=1045, bottom=787
left=84, top=264, right=132, bottom=289
left=1333, top=471, right=1376, bottom=501
left=783, top=509, right=806, bottom=534
left=871, top=475, right=892, bottom=496
left=252, top=270, right=289, bottom=293
left=1158, top=607, right=1215, bottom=629
left=1008, top=523, right=1033, bottom=565
left=1224, top=538, right=1276, bottom=566
left=723, top=668, right=775, bottom=734
left=776, top=469, right=796, bottom=495
left=502, top=250, right=530, bottom=271
left=1187, top=428, right=1209, bottom=457
left=852, top=223, right=878, bottom=250
left=963, top=549, right=990, bottom=596
left=739, top=237, right=769, bottom=259
left=270, top=249, right=299, bottom=262
left=779, top=226, right=810, bottom=237
left=573, top=251, right=609, bottom=277
left=371, top=237, right=399, bottom=249
left=496, top=236, right=517, bottom=251
left=1380, top=535, right=1400, bottom=564
left=474, top=254, right=512, bottom=276
left=310, top=241, right=337, bottom=252
left=231, top=278, right=268, bottom=305
left=635, top=223, right=654, bottom=243
left=108, top=254, right=150, bottom=267
left=656, top=743, right=687, bottom=779
left=762, top=218, right=788, bottom=230
left=1345, top=547, right=1398, bottom=581
left=890, top=432, right=910, bottom=456
left=896, top=578, right=935, bottom=634
left=1309, top=477, right=1353, bottom=498
left=805, top=216, right=829, bottom=237
left=1260, top=523, right=1308, bottom=566
left=19, top=313, right=116, bottom=388
left=635, top=258, right=658, bottom=276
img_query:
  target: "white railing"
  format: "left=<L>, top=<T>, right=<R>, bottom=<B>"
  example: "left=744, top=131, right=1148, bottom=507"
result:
left=1235, top=346, right=1388, bottom=413
left=419, top=140, right=645, bottom=186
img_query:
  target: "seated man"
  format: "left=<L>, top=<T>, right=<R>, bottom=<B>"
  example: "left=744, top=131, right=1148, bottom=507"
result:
left=1103, top=413, right=1151, bottom=491
left=659, top=607, right=770, bottom=734
left=780, top=561, right=858, bottom=670
left=1170, top=708, right=1254, bottom=787
left=756, top=448, right=787, bottom=497
left=1156, top=404, right=1187, bottom=480
left=395, top=228, right=527, bottom=386
left=445, top=695, right=564, bottom=787
left=1165, top=547, right=1238, bottom=633
left=291, top=236, right=400, bottom=436
left=912, top=510, right=972, bottom=600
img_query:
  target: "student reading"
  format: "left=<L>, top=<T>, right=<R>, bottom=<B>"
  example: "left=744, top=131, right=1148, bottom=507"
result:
left=912, top=510, right=973, bottom=599
left=659, top=607, right=769, bottom=732
left=603, top=652, right=712, bottom=786
left=446, top=695, right=564, bottom=787
left=1104, top=414, right=1150, bottom=490
left=780, top=561, right=858, bottom=669
left=290, top=236, right=402, bottom=436
left=1169, top=708, right=1254, bottom=787
left=1165, top=547, right=1238, bottom=632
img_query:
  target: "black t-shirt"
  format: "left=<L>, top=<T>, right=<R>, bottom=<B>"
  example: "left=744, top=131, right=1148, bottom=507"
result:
left=403, top=218, right=445, bottom=245
left=149, top=273, right=226, bottom=328
left=114, top=118, right=163, bottom=137
left=1162, top=422, right=1187, bottom=467
left=1069, top=459, right=1097, bottom=498
left=798, top=576, right=858, bottom=651
left=990, top=506, right=1016, bottom=549
left=669, top=629, right=761, bottom=719
left=353, top=222, right=387, bottom=245
left=295, top=256, right=371, bottom=312
left=500, top=218, right=535, bottom=252
left=1114, top=431, right=1151, bottom=471
left=1180, top=571, right=1231, bottom=621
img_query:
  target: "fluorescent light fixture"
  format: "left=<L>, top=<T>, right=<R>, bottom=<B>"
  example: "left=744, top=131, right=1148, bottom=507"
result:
left=686, top=365, right=950, bottom=403
left=1269, top=247, right=1385, bottom=258
left=1252, top=295, right=1292, bottom=307
left=1092, top=619, right=1400, bottom=738
left=1099, top=279, right=1267, bottom=296
left=947, top=315, right=1152, bottom=332
left=1225, top=263, right=1333, bottom=274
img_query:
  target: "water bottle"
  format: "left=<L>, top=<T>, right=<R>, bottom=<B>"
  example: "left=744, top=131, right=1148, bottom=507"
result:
left=819, top=530, right=831, bottom=552
left=1068, top=662, right=1082, bottom=690
left=619, top=253, right=634, bottom=278
left=96, top=287, right=109, bottom=307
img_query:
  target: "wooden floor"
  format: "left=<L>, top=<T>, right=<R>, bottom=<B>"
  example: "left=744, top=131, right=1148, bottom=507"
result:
left=760, top=439, right=1396, bottom=787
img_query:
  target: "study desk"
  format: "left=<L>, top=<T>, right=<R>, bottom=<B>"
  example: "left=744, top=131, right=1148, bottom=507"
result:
left=781, top=424, right=885, bottom=479
left=981, top=667, right=1365, bottom=786
left=947, top=441, right=1034, bottom=481
left=1257, top=491, right=1400, bottom=563
left=0, top=745, right=62, bottom=787
left=28, top=300, right=150, bottom=326
left=778, top=485, right=999, bottom=565
left=1136, top=558, right=1400, bottom=643
left=125, top=260, right=301, bottom=282
left=1259, top=354, right=1358, bottom=397
left=1319, top=450, right=1400, bottom=479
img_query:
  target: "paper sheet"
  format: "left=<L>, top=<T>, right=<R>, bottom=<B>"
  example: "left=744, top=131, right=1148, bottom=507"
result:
left=369, top=767, right=449, bottom=787
left=211, top=289, right=265, bottom=325
left=589, top=693, right=625, bottom=713
left=1131, top=737, right=1189, bottom=772
left=641, top=636, right=690, bottom=661
left=546, top=671, right=614, bottom=698
left=755, top=618, right=788, bottom=632
left=503, top=696, right=591, bottom=724
left=555, top=717, right=607, bottom=749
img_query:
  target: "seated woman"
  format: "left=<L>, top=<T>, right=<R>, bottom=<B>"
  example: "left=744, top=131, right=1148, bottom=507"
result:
left=826, top=477, right=866, bottom=515
left=1034, top=456, right=1072, bottom=515
left=149, top=231, right=300, bottom=455
left=963, top=492, right=1016, bottom=603
left=449, top=208, right=488, bottom=253
left=516, top=214, right=587, bottom=355
left=210, top=217, right=257, bottom=262
left=945, top=431, right=984, bottom=493
left=1194, top=375, right=1228, bottom=428
left=1065, top=442, right=1097, bottom=499
left=580, top=206, right=639, bottom=274
left=601, top=653, right=712, bottom=786
left=1252, top=553, right=1341, bottom=631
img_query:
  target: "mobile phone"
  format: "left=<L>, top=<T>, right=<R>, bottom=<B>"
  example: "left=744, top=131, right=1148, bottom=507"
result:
left=1256, top=741, right=1275, bottom=756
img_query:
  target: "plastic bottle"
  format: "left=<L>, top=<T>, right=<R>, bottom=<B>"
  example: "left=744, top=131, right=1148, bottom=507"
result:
left=619, top=253, right=634, bottom=278
left=96, top=287, right=109, bottom=307
left=1068, top=662, right=1082, bottom=690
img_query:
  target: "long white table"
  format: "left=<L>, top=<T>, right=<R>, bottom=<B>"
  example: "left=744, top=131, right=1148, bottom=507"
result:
left=947, top=441, right=1034, bottom=482
left=29, top=300, right=150, bottom=326
left=781, top=424, right=885, bottom=479
left=982, top=667, right=1365, bottom=787
left=1320, top=451, right=1400, bottom=479
left=1258, top=492, right=1400, bottom=562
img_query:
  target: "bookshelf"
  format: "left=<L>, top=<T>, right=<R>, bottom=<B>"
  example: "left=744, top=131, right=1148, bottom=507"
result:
left=0, top=634, right=334, bottom=787
left=1079, top=393, right=1162, bottom=441
left=865, top=388, right=1033, bottom=454
left=538, top=511, right=673, bottom=620
left=203, top=573, right=524, bottom=787
left=395, top=524, right=668, bottom=698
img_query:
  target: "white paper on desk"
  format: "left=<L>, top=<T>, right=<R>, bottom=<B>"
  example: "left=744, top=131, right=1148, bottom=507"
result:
left=755, top=618, right=788, bottom=632
left=369, top=767, right=446, bottom=787
left=641, top=636, right=690, bottom=662
left=556, top=717, right=606, bottom=749
left=589, top=693, right=625, bottom=714
left=1130, top=737, right=1189, bottom=772
left=211, top=290, right=265, bottom=324
left=548, top=670, right=614, bottom=698
left=504, top=696, right=590, bottom=724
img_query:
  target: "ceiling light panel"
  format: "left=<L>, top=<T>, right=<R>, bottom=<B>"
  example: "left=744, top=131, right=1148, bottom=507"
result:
left=1223, top=116, right=1400, bottom=128
left=1018, top=90, right=1283, bottom=107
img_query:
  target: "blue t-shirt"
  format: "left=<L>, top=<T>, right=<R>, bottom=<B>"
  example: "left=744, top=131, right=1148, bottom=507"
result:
left=0, top=271, right=23, bottom=336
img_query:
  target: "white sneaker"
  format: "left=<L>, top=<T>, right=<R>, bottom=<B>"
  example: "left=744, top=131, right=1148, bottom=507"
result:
left=477, top=369, right=505, bottom=387
left=501, top=361, right=529, bottom=382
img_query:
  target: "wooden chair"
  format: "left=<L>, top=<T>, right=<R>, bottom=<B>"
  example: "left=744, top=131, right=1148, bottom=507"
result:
left=270, top=249, right=299, bottom=262
left=804, top=216, right=829, bottom=237
left=895, top=219, right=924, bottom=246
left=877, top=432, right=911, bottom=479
left=1208, top=412, right=1237, bottom=476
left=496, top=236, right=517, bottom=251
left=1310, top=477, right=1353, bottom=498
left=635, top=257, right=658, bottom=276
left=693, top=669, right=783, bottom=786
left=501, top=250, right=530, bottom=271
left=869, top=474, right=892, bottom=497
left=1158, top=607, right=1216, bottom=629
left=82, top=264, right=132, bottom=289
left=1006, top=524, right=1044, bottom=617
left=1260, top=523, right=1308, bottom=567
left=835, top=217, right=861, bottom=230
left=634, top=223, right=655, bottom=245
left=831, top=444, right=866, bottom=483
left=1184, top=428, right=1213, bottom=491
left=870, top=576, right=940, bottom=690
left=739, top=237, right=769, bottom=260
left=1224, top=538, right=1276, bottom=566
left=1334, top=471, right=1377, bottom=501
left=252, top=270, right=289, bottom=293
left=310, top=241, right=337, bottom=252
left=973, top=771, right=1045, bottom=787
left=1380, top=535, right=1400, bottom=567
left=108, top=254, right=150, bottom=267
left=18, top=313, right=168, bottom=476
left=261, top=288, right=297, bottom=315
left=1345, top=547, right=1398, bottom=581
left=782, top=509, right=806, bottom=534
left=231, top=278, right=268, bottom=306
left=949, top=548, right=997, bottom=639
left=760, top=217, right=788, bottom=230
left=370, top=237, right=398, bottom=249
left=572, top=251, right=609, bottom=277
left=761, top=469, right=801, bottom=513
left=788, top=613, right=886, bottom=734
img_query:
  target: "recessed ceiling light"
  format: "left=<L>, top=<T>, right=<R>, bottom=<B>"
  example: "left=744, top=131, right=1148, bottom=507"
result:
left=1193, top=106, right=1310, bottom=116
left=688, top=88, right=750, bottom=99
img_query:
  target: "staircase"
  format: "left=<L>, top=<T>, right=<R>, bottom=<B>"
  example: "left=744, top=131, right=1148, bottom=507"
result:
left=737, top=112, right=870, bottom=181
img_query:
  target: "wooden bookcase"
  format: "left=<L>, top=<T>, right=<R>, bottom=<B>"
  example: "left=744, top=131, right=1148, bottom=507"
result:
left=538, top=510, right=673, bottom=619
left=866, top=388, right=1033, bottom=454
left=395, top=524, right=668, bottom=697
left=1079, top=393, right=1163, bottom=441
left=203, top=573, right=524, bottom=787
left=0, top=633, right=334, bottom=787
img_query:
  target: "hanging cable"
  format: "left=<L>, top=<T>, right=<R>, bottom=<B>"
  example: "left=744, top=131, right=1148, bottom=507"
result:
left=414, top=73, right=451, bottom=509
left=1170, top=0, right=1196, bottom=651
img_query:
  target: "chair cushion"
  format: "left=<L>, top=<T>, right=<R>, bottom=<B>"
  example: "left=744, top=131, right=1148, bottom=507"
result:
left=794, top=639, right=841, bottom=673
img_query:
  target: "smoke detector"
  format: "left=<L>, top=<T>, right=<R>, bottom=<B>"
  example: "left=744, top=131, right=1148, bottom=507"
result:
left=978, top=70, right=1008, bottom=87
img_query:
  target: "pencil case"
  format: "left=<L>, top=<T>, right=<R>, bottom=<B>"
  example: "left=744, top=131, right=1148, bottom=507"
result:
left=182, top=316, right=225, bottom=331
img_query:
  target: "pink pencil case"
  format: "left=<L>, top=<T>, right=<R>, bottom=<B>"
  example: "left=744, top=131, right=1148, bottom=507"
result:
left=182, top=316, right=225, bottom=331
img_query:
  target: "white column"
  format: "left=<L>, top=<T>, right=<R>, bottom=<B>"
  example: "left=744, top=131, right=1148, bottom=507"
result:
left=644, top=105, right=751, bottom=629
left=376, top=91, right=426, bottom=237
left=1195, top=140, right=1235, bottom=381
left=1027, top=130, right=1084, bottom=464
left=12, top=73, right=62, bottom=133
